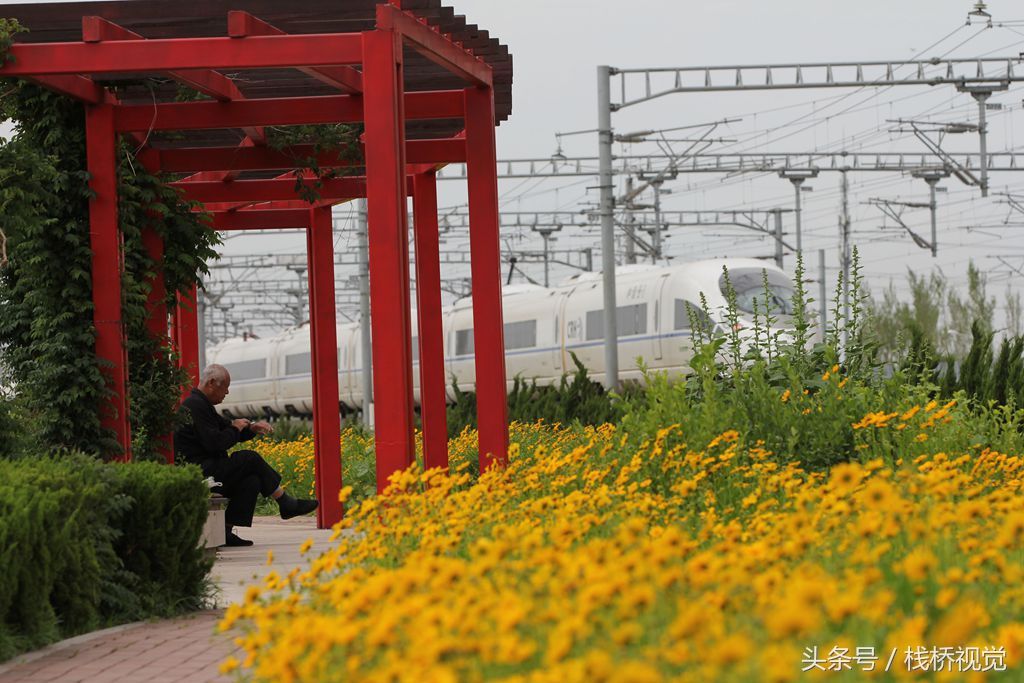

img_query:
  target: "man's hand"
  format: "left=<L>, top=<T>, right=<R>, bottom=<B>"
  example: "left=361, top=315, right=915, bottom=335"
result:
left=250, top=420, right=275, bottom=435
left=231, top=418, right=250, bottom=432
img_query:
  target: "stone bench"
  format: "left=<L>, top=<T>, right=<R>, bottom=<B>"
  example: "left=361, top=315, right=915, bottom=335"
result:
left=201, top=495, right=228, bottom=550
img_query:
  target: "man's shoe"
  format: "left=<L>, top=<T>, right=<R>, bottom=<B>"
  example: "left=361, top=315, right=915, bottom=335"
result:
left=278, top=494, right=319, bottom=520
left=222, top=531, right=254, bottom=547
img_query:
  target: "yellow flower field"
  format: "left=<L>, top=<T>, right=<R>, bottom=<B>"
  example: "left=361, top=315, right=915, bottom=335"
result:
left=222, top=418, right=1024, bottom=682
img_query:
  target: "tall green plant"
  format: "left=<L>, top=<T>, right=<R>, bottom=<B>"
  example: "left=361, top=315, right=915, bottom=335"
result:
left=0, top=30, right=219, bottom=459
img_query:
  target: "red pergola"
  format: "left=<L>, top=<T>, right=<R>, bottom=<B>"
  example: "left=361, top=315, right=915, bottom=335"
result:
left=0, top=0, right=512, bottom=527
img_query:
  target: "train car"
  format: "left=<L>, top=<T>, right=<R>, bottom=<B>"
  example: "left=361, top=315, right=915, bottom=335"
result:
left=208, top=258, right=795, bottom=418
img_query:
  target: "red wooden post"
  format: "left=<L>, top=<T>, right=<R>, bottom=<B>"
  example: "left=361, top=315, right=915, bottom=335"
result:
left=85, top=103, right=131, bottom=461
left=363, top=28, right=416, bottom=492
left=412, top=171, right=449, bottom=471
left=175, top=284, right=201, bottom=393
left=141, top=227, right=173, bottom=463
left=464, top=87, right=509, bottom=470
left=307, top=208, right=343, bottom=526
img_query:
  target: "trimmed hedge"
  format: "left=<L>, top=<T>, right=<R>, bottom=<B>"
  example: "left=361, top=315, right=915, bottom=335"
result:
left=0, top=454, right=212, bottom=661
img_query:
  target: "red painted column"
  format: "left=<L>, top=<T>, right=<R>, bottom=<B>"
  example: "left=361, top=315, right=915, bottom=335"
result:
left=412, top=171, right=449, bottom=472
left=307, top=208, right=343, bottom=526
left=141, top=227, right=173, bottom=463
left=464, top=87, right=509, bottom=470
left=176, top=284, right=201, bottom=394
left=363, top=28, right=416, bottom=492
left=86, top=104, right=131, bottom=461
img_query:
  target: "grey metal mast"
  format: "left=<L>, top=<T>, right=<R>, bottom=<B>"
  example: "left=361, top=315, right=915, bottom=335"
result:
left=597, top=65, right=619, bottom=391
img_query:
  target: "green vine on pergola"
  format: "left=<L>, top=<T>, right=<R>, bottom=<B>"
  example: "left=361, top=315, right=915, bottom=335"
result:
left=0, top=19, right=364, bottom=459
left=0, top=19, right=220, bottom=459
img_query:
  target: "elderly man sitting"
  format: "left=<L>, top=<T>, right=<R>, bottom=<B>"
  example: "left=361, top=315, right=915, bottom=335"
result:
left=175, top=364, right=318, bottom=547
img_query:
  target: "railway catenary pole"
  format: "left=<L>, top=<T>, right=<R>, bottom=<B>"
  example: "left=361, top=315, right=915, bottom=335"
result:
left=773, top=209, right=784, bottom=269
left=597, top=65, right=619, bottom=391
left=840, top=170, right=851, bottom=348
left=624, top=176, right=637, bottom=264
left=790, top=178, right=804, bottom=255
left=818, top=249, right=828, bottom=339
left=925, top=176, right=939, bottom=258
left=956, top=83, right=1009, bottom=198
left=357, top=198, right=373, bottom=427
left=779, top=169, right=818, bottom=256
left=651, top=177, right=664, bottom=264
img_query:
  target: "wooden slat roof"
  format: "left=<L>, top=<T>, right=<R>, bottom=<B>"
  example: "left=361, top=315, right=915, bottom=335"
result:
left=0, top=0, right=513, bottom=142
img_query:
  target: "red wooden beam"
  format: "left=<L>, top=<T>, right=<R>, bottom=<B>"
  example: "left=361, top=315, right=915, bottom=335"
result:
left=113, top=90, right=464, bottom=132
left=465, top=87, right=508, bottom=471
left=202, top=200, right=335, bottom=212
left=174, top=285, right=201, bottom=394
left=363, top=29, right=417, bottom=492
left=377, top=5, right=492, bottom=88
left=86, top=103, right=132, bottom=462
left=172, top=176, right=367, bottom=203
left=154, top=138, right=465, bottom=173
left=209, top=209, right=312, bottom=230
left=307, top=207, right=343, bottom=526
left=0, top=34, right=362, bottom=75
left=141, top=227, right=174, bottom=464
left=31, top=75, right=110, bottom=104
left=412, top=171, right=449, bottom=471
left=228, top=11, right=363, bottom=94
left=81, top=17, right=265, bottom=143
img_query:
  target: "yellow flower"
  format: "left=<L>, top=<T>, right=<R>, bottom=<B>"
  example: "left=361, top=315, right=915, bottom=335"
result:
left=828, top=462, right=864, bottom=494
left=931, top=599, right=990, bottom=646
left=299, top=538, right=314, bottom=554
left=900, top=547, right=938, bottom=582
left=218, top=656, right=240, bottom=675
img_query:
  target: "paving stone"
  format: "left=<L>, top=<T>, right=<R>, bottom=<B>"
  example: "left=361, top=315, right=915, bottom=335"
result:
left=0, top=516, right=338, bottom=682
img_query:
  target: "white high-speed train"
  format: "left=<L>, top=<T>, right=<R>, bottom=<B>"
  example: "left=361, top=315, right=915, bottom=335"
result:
left=207, top=258, right=795, bottom=418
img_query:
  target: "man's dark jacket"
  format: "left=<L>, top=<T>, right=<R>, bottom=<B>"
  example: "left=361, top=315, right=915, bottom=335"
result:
left=175, top=389, right=256, bottom=464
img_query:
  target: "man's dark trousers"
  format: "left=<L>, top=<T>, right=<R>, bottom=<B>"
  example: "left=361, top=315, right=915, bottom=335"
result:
left=202, top=450, right=282, bottom=527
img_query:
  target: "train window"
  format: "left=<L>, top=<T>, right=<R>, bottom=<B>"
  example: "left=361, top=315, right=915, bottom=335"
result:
left=586, top=304, right=648, bottom=340
left=674, top=299, right=713, bottom=332
left=721, top=268, right=794, bottom=316
left=223, top=358, right=266, bottom=381
left=504, top=320, right=537, bottom=350
left=285, top=352, right=311, bottom=376
left=455, top=329, right=474, bottom=356
left=411, top=336, right=419, bottom=363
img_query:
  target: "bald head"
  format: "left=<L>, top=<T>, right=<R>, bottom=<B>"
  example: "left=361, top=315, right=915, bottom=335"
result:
left=199, top=364, right=231, bottom=405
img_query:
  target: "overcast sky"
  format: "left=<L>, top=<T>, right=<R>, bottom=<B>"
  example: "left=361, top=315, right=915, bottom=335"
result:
left=3, top=0, right=1024, bottom=337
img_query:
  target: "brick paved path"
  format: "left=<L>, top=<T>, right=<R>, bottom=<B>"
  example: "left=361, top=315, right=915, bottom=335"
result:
left=0, top=611, right=236, bottom=683
left=0, top=517, right=335, bottom=682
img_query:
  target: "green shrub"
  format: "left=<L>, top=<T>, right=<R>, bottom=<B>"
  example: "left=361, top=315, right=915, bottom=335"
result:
left=109, top=462, right=212, bottom=617
left=615, top=251, right=1024, bottom=472
left=0, top=455, right=211, bottom=661
left=0, top=397, right=20, bottom=460
left=446, top=353, right=623, bottom=439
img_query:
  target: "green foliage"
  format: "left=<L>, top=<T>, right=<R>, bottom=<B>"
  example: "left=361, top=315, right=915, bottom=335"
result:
left=0, top=84, right=111, bottom=453
left=109, top=462, right=212, bottom=616
left=0, top=18, right=23, bottom=63
left=869, top=261, right=996, bottom=362
left=923, top=322, right=1024, bottom=408
left=0, top=455, right=211, bottom=661
left=263, top=417, right=314, bottom=442
left=0, top=72, right=217, bottom=458
left=445, top=353, right=623, bottom=439
left=618, top=250, right=901, bottom=471
left=266, top=123, right=364, bottom=204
